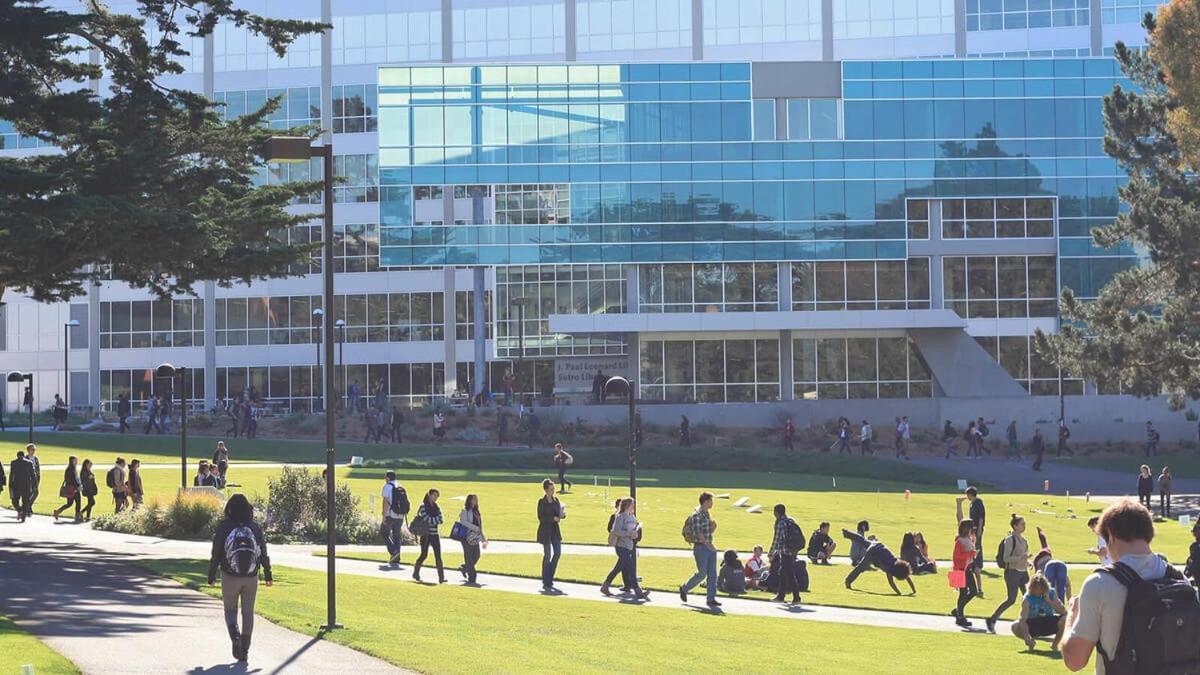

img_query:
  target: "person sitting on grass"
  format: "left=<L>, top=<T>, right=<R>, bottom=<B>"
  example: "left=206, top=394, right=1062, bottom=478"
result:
left=718, top=549, right=747, bottom=594
left=807, top=522, right=837, bottom=564
left=900, top=532, right=937, bottom=574
left=845, top=520, right=874, bottom=566
left=1011, top=572, right=1067, bottom=652
left=194, top=461, right=218, bottom=488
left=844, top=528, right=915, bottom=595
left=744, top=545, right=768, bottom=590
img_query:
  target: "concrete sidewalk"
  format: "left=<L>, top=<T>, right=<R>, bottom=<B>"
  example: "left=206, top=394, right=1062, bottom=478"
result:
left=909, top=455, right=1200, bottom=496
left=0, top=525, right=404, bottom=673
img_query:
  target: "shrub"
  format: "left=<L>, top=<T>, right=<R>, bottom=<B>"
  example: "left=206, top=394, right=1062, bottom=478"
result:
left=1187, top=409, right=1199, bottom=422
left=263, top=465, right=377, bottom=544
left=93, top=492, right=224, bottom=540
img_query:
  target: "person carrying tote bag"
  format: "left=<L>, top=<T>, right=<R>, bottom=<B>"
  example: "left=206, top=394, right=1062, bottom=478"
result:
left=455, top=494, right=486, bottom=585
left=412, top=489, right=445, bottom=584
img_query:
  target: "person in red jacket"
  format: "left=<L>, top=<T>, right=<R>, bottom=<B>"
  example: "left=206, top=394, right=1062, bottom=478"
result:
left=952, top=518, right=979, bottom=628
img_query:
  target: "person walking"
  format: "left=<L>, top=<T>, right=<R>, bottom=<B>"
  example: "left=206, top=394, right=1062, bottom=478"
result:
left=951, top=518, right=979, bottom=628
left=52, top=455, right=83, bottom=522
left=79, top=459, right=97, bottom=521
left=591, top=369, right=603, bottom=403
left=601, top=499, right=631, bottom=594
left=225, top=398, right=241, bottom=438
left=783, top=417, right=795, bottom=452
left=769, top=504, right=803, bottom=604
left=1006, top=420, right=1020, bottom=460
left=1144, top=420, right=1160, bottom=457
left=51, top=394, right=65, bottom=431
left=144, top=396, right=161, bottom=434
left=108, top=457, right=128, bottom=513
left=608, top=497, right=650, bottom=600
left=943, top=420, right=958, bottom=459
left=553, top=443, right=574, bottom=493
left=8, top=450, right=34, bottom=522
left=381, top=471, right=409, bottom=567
left=457, top=494, right=486, bottom=585
left=127, top=459, right=144, bottom=510
left=976, top=417, right=991, bottom=455
left=964, top=421, right=979, bottom=459
left=986, top=514, right=1031, bottom=633
left=1136, top=464, right=1153, bottom=510
left=1030, top=427, right=1046, bottom=472
left=432, top=410, right=447, bottom=444
left=537, top=478, right=565, bottom=592
left=207, top=493, right=273, bottom=665
left=23, top=385, right=32, bottom=415
left=834, top=417, right=852, bottom=454
left=26, top=444, right=41, bottom=514
left=679, top=491, right=720, bottom=608
left=117, top=393, right=131, bottom=433
left=348, top=380, right=361, bottom=413
left=893, top=417, right=905, bottom=459
left=900, top=416, right=912, bottom=457
left=363, top=406, right=381, bottom=444
left=497, top=408, right=509, bottom=447
left=958, top=486, right=986, bottom=597
left=412, top=488, right=446, bottom=583
left=859, top=420, right=873, bottom=456
left=212, top=441, right=231, bottom=485
left=1159, top=466, right=1173, bottom=518
left=389, top=405, right=404, bottom=443
left=679, top=415, right=691, bottom=447
left=1056, top=420, right=1073, bottom=456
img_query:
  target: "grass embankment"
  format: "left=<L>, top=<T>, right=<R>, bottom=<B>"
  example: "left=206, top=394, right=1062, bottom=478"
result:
left=324, top=548, right=1092, bottom=621
left=143, top=559, right=1070, bottom=674
left=0, top=615, right=79, bottom=675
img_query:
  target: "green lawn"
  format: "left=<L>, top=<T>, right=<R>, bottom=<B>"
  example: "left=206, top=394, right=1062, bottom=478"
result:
left=143, top=559, right=1071, bottom=674
left=36, top=464, right=1195, bottom=563
left=326, top=548, right=1093, bottom=621
left=0, top=615, right=79, bottom=675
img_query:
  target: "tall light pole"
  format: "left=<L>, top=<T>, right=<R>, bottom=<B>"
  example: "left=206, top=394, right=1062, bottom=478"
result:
left=262, top=132, right=338, bottom=629
left=335, top=318, right=345, bottom=413
left=7, top=371, right=33, bottom=444
left=512, top=297, right=527, bottom=406
left=156, top=363, right=188, bottom=489
left=64, top=319, right=80, bottom=411
left=603, top=376, right=638, bottom=500
left=313, top=308, right=324, bottom=413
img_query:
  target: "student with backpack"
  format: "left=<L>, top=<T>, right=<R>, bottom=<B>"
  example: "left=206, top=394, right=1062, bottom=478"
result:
left=986, top=514, right=1031, bottom=633
left=679, top=491, right=720, bottom=608
left=1063, top=499, right=1200, bottom=673
left=942, top=420, right=958, bottom=459
left=769, top=504, right=804, bottom=604
left=1057, top=420, right=1073, bottom=456
left=381, top=471, right=410, bottom=567
left=976, top=417, right=991, bottom=455
left=207, top=493, right=272, bottom=665
left=455, top=494, right=485, bottom=585
left=411, top=488, right=445, bottom=583
left=601, top=499, right=631, bottom=594
left=107, top=458, right=128, bottom=513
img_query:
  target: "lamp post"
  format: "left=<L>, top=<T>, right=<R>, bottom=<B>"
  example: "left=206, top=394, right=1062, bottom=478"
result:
left=603, top=375, right=638, bottom=500
left=262, top=134, right=339, bottom=629
left=64, top=319, right=80, bottom=412
left=7, top=371, right=33, bottom=444
left=512, top=297, right=527, bottom=406
left=156, top=363, right=188, bottom=489
left=334, top=319, right=346, bottom=413
left=313, top=308, right=324, bottom=413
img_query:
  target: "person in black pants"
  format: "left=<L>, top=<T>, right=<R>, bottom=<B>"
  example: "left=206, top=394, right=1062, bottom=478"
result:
left=52, top=455, right=83, bottom=522
left=769, top=504, right=803, bottom=604
left=1137, top=464, right=1153, bottom=510
left=117, top=393, right=131, bottom=433
left=537, top=478, right=565, bottom=592
left=79, top=459, right=97, bottom=521
left=843, top=528, right=915, bottom=595
left=553, top=443, right=573, bottom=493
left=8, top=450, right=34, bottom=522
left=412, top=489, right=445, bottom=583
left=457, top=494, right=485, bottom=585
left=986, top=514, right=1030, bottom=633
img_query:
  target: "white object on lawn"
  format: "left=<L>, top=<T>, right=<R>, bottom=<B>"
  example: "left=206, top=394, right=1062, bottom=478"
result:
left=733, top=497, right=750, bottom=508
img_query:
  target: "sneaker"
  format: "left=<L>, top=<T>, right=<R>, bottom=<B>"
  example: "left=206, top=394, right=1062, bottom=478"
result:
left=600, top=585, right=612, bottom=596
left=985, top=618, right=996, bottom=633
left=231, top=638, right=242, bottom=661
left=955, top=616, right=972, bottom=628
left=706, top=599, right=722, bottom=608
left=679, top=586, right=687, bottom=602
left=771, top=595, right=786, bottom=602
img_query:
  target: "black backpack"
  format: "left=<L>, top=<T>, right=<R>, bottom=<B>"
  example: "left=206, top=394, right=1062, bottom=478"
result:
left=996, top=535, right=1014, bottom=570
left=224, top=525, right=261, bottom=577
left=1096, top=562, right=1200, bottom=675
left=390, top=483, right=410, bottom=516
left=785, top=519, right=806, bottom=552
left=105, top=467, right=117, bottom=489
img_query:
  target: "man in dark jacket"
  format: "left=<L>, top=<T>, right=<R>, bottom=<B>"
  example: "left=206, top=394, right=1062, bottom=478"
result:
left=128, top=459, right=144, bottom=510
left=117, top=393, right=131, bottom=433
left=26, top=444, right=40, bottom=514
left=9, top=450, right=34, bottom=522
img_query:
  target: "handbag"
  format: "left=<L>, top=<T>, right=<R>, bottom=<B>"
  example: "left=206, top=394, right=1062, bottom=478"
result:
left=948, top=569, right=967, bottom=589
left=59, top=481, right=77, bottom=499
left=408, top=516, right=429, bottom=538
left=449, top=521, right=470, bottom=542
left=607, top=530, right=619, bottom=547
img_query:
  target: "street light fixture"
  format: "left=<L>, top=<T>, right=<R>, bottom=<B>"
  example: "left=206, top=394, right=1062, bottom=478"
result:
left=7, top=371, right=33, bottom=444
left=603, top=375, right=638, bottom=500
left=64, top=319, right=80, bottom=412
left=312, top=308, right=324, bottom=413
left=262, top=134, right=339, bottom=629
left=155, top=363, right=189, bottom=489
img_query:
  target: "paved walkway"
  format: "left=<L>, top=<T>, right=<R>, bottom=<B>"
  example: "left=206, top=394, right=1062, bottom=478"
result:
left=0, top=522, right=404, bottom=673
left=909, top=455, right=1200, bottom=496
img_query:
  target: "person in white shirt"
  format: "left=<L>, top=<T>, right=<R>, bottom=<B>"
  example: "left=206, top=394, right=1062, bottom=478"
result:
left=1063, top=500, right=1168, bottom=673
left=859, top=421, right=873, bottom=456
left=380, top=471, right=408, bottom=566
left=1087, top=516, right=1112, bottom=566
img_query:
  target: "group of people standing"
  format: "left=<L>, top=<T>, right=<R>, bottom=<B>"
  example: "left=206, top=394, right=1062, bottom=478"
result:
left=1136, top=464, right=1173, bottom=517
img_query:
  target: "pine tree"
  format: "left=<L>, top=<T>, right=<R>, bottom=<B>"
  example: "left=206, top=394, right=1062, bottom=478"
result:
left=1039, top=7, right=1200, bottom=409
left=0, top=1, right=326, bottom=302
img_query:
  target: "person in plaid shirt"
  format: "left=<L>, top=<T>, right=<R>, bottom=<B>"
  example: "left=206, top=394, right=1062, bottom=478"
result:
left=679, top=492, right=721, bottom=608
left=770, top=504, right=803, bottom=604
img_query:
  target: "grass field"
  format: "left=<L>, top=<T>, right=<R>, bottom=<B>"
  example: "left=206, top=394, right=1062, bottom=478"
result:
left=30, top=463, right=1196, bottom=563
left=143, top=559, right=1073, bottom=674
left=0, top=615, right=79, bottom=675
left=323, top=548, right=1093, bottom=622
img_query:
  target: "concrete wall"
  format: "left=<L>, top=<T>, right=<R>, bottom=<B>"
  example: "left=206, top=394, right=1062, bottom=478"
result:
left=549, top=395, right=1200, bottom=444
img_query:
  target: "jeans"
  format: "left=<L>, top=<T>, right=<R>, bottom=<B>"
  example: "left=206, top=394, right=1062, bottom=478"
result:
left=860, top=439, right=872, bottom=456
left=943, top=438, right=957, bottom=458
left=682, top=545, right=718, bottom=601
left=1161, top=492, right=1172, bottom=518
left=836, top=437, right=850, bottom=454
left=603, top=551, right=633, bottom=589
left=541, top=540, right=562, bottom=588
left=221, top=574, right=258, bottom=642
left=845, top=543, right=884, bottom=586
left=57, top=491, right=81, bottom=519
left=774, top=553, right=799, bottom=599
left=1139, top=492, right=1152, bottom=510
left=956, top=568, right=979, bottom=618
left=462, top=541, right=481, bottom=583
left=615, top=546, right=641, bottom=594
left=414, top=534, right=444, bottom=581
left=990, top=568, right=1029, bottom=621
left=557, top=466, right=572, bottom=492
left=82, top=494, right=96, bottom=520
left=382, top=517, right=404, bottom=559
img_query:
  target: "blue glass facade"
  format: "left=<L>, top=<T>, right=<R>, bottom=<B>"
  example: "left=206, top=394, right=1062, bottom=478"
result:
left=377, top=59, right=1137, bottom=298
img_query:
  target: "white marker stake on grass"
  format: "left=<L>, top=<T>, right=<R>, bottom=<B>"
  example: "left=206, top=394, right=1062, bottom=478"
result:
left=733, top=497, right=750, bottom=508
left=746, top=505, right=763, bottom=514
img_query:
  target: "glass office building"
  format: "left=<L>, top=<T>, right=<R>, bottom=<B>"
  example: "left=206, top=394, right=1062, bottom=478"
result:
left=0, top=0, right=1159, bottom=413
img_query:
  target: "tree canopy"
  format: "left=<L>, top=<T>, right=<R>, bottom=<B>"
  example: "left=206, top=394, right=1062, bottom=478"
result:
left=1040, top=5, right=1200, bottom=409
left=0, top=0, right=326, bottom=302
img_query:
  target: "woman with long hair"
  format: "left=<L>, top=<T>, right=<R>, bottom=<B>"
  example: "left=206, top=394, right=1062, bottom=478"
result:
left=79, top=459, right=97, bottom=521
left=900, top=531, right=936, bottom=574
left=952, top=518, right=978, bottom=628
left=207, top=493, right=272, bottom=665
left=608, top=497, right=650, bottom=600
left=986, top=513, right=1030, bottom=633
left=458, top=493, right=485, bottom=585
left=413, top=488, right=445, bottom=583
left=52, top=455, right=82, bottom=522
